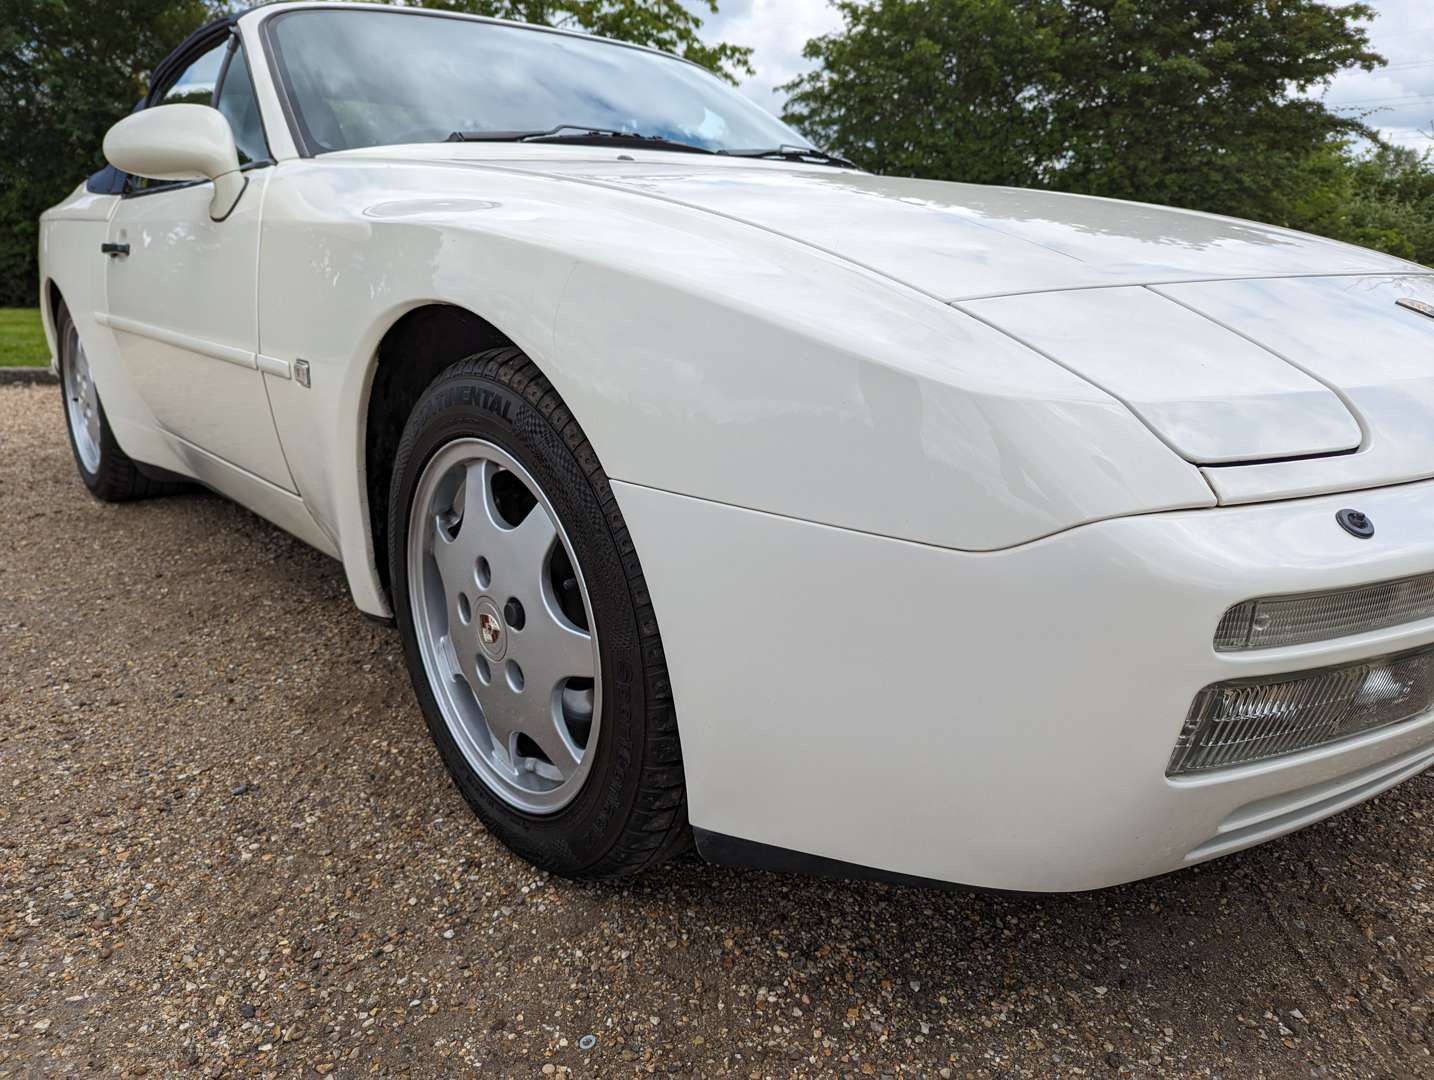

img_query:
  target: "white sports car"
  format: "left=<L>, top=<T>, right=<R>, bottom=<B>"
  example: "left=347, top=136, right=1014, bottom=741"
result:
left=39, top=1, right=1434, bottom=892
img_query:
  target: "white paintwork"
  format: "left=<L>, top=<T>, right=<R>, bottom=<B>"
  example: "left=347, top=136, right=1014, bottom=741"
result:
left=615, top=477, right=1434, bottom=891
left=257, top=355, right=292, bottom=380
left=1154, top=274, right=1434, bottom=503
left=102, top=104, right=247, bottom=220
left=103, top=169, right=296, bottom=491
left=467, top=153, right=1425, bottom=301
left=960, top=288, right=1362, bottom=464
left=34, top=1, right=1434, bottom=890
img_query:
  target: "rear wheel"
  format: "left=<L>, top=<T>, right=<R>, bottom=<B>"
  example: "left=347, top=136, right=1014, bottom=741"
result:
left=388, top=348, right=690, bottom=878
left=57, top=302, right=184, bottom=502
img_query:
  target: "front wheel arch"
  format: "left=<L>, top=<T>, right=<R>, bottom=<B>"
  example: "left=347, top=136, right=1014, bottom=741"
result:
left=363, top=304, right=518, bottom=604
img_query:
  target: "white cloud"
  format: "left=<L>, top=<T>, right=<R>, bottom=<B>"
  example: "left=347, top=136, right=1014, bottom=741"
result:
left=690, top=0, right=1434, bottom=149
left=686, top=0, right=842, bottom=112
left=1320, top=0, right=1434, bottom=149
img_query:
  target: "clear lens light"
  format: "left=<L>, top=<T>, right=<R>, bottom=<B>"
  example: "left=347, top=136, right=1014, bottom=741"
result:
left=1168, top=643, right=1434, bottom=776
left=1215, top=571, right=1434, bottom=651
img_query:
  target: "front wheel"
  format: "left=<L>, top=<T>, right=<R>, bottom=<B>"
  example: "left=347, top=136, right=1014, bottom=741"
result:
left=388, top=348, right=690, bottom=878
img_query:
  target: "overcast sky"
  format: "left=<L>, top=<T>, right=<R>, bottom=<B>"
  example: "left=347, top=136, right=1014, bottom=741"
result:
left=689, top=0, right=1434, bottom=149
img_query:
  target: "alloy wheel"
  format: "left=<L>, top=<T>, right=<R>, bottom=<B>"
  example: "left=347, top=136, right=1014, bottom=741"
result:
left=406, top=438, right=601, bottom=814
left=62, top=323, right=102, bottom=474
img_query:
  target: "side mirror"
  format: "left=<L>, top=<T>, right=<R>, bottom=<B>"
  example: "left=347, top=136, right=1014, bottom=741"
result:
left=103, top=104, right=247, bottom=221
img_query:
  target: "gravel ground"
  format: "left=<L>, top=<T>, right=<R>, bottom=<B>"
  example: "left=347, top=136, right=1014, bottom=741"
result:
left=3, top=381, right=1433, bottom=1079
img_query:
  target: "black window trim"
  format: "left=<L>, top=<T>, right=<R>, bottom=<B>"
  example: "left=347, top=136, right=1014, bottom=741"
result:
left=214, top=33, right=240, bottom=107
left=214, top=32, right=275, bottom=170
left=258, top=5, right=725, bottom=160
left=144, top=14, right=237, bottom=107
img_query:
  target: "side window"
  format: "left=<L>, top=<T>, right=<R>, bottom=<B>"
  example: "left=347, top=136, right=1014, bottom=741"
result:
left=128, top=42, right=227, bottom=192
left=159, top=42, right=226, bottom=107
left=214, top=44, right=269, bottom=166
left=126, top=37, right=270, bottom=193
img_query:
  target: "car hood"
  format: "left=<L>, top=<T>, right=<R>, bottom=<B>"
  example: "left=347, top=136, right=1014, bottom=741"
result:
left=376, top=151, right=1434, bottom=497
left=486, top=158, right=1434, bottom=484
left=964, top=274, right=1434, bottom=502
left=1153, top=274, right=1434, bottom=503
left=472, top=157, right=1419, bottom=300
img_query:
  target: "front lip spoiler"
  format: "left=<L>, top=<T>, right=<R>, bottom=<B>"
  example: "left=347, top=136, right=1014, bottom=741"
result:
left=692, top=827, right=1039, bottom=897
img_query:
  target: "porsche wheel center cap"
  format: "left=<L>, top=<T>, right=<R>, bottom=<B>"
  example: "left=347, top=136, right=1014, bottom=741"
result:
left=475, top=599, right=507, bottom=661
left=479, top=612, right=501, bottom=645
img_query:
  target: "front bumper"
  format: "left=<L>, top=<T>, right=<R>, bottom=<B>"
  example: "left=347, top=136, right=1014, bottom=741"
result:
left=614, top=477, right=1434, bottom=892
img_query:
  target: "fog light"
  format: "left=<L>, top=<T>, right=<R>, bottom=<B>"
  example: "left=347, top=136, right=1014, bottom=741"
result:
left=1168, top=643, right=1434, bottom=776
left=1215, top=571, right=1434, bottom=651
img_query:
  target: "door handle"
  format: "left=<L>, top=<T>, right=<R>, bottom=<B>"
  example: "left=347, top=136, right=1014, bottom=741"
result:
left=101, top=242, right=130, bottom=258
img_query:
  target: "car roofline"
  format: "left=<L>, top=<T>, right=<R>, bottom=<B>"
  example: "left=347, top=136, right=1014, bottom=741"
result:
left=145, top=13, right=239, bottom=102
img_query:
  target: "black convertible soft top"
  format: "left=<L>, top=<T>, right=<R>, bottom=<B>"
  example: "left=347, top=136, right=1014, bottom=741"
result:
left=142, top=13, right=238, bottom=106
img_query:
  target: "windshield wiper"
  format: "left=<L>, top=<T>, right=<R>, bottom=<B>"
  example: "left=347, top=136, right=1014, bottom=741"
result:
left=448, top=125, right=716, bottom=155
left=721, top=145, right=857, bottom=169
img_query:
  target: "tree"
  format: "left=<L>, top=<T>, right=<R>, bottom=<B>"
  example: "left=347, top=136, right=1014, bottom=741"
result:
left=1341, top=143, right=1434, bottom=264
left=0, top=0, right=750, bottom=308
left=0, top=0, right=215, bottom=307
left=1050, top=0, right=1382, bottom=227
left=781, top=0, right=1065, bottom=187
left=412, top=1, right=752, bottom=82
left=783, top=0, right=1385, bottom=230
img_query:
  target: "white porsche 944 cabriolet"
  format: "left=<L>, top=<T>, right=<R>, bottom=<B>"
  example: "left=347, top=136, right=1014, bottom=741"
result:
left=39, top=2, right=1434, bottom=892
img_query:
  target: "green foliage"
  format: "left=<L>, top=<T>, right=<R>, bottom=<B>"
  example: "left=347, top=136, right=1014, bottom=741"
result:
left=780, top=1, right=1059, bottom=184
left=0, top=0, right=750, bottom=308
left=1045, top=0, right=1383, bottom=226
left=0, top=308, right=49, bottom=367
left=0, top=0, right=216, bottom=307
left=782, top=0, right=1434, bottom=268
left=1341, top=143, right=1434, bottom=265
left=411, top=0, right=752, bottom=81
left=782, top=0, right=1066, bottom=186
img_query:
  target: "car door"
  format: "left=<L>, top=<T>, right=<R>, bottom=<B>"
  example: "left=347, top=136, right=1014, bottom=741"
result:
left=103, top=33, right=296, bottom=492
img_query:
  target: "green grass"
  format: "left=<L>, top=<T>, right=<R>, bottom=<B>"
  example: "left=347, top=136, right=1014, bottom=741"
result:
left=0, top=308, right=49, bottom=367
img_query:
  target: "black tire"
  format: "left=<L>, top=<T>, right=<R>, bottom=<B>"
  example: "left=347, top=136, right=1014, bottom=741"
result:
left=56, top=302, right=186, bottom=502
left=388, top=348, right=691, bottom=878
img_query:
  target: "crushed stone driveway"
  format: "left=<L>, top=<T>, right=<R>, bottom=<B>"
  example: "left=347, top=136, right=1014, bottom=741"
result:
left=2, top=381, right=1433, bottom=1079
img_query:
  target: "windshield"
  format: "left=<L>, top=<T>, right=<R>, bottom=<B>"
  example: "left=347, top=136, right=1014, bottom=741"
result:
left=266, top=9, right=813, bottom=155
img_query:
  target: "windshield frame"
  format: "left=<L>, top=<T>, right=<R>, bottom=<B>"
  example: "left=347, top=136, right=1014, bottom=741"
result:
left=259, top=5, right=791, bottom=159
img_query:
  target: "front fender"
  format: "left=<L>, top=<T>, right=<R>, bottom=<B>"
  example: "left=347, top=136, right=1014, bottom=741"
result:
left=257, top=158, right=1212, bottom=618
left=545, top=190, right=1215, bottom=551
